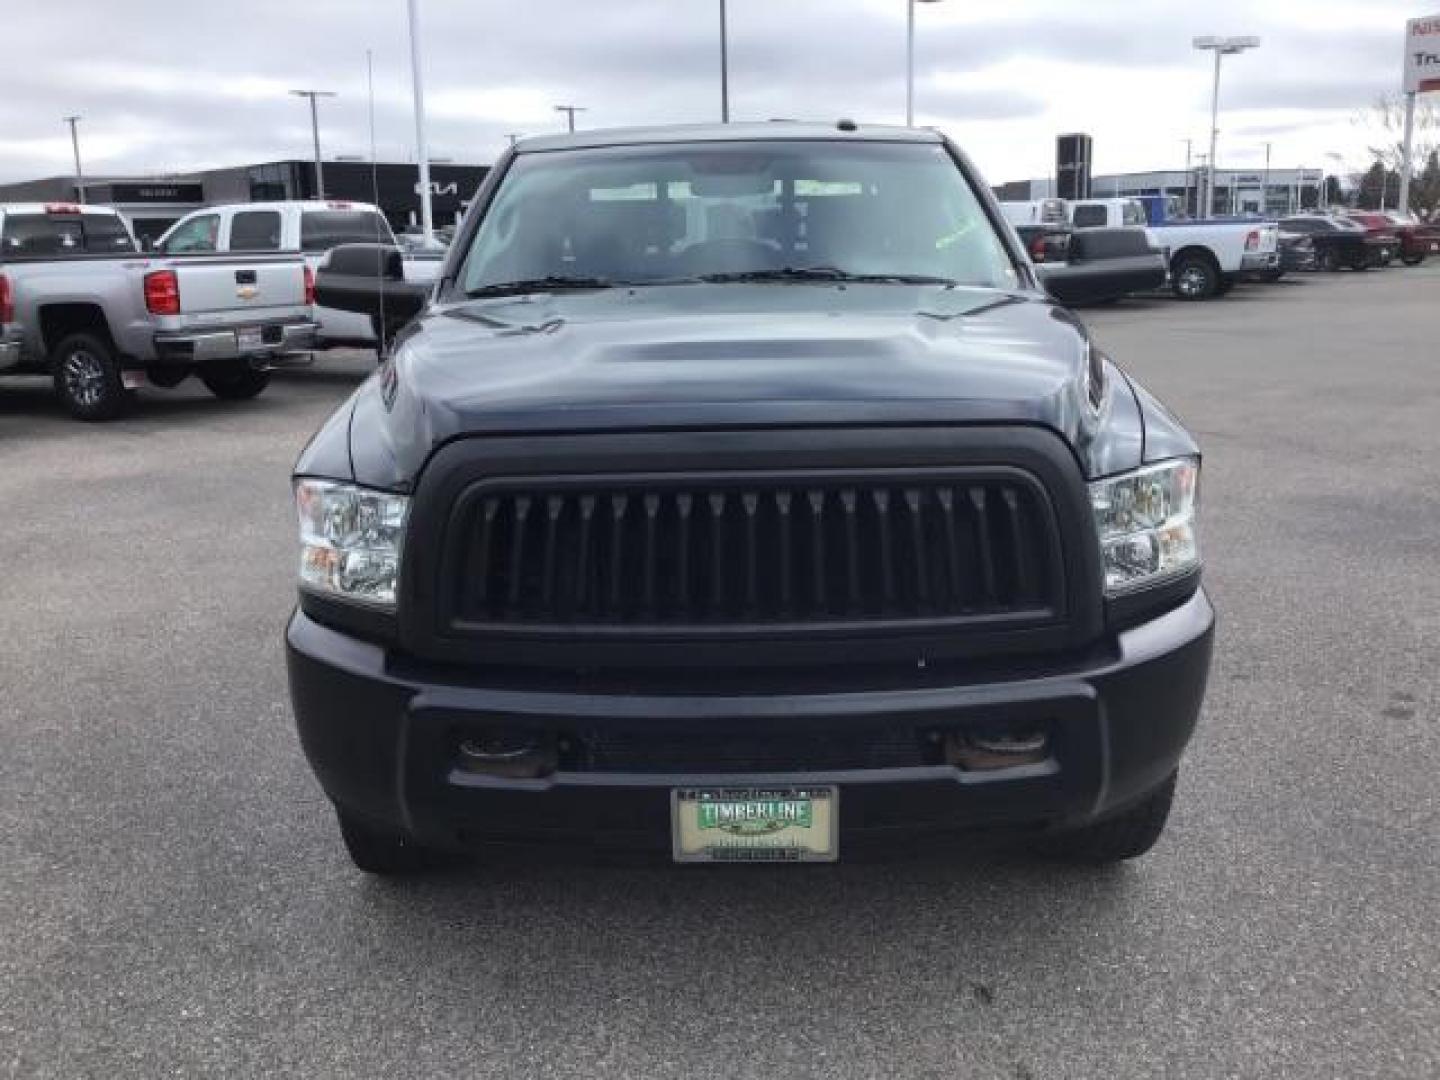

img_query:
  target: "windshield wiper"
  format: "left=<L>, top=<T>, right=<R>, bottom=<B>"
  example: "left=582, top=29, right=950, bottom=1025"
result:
left=465, top=275, right=616, bottom=298
left=698, top=267, right=957, bottom=286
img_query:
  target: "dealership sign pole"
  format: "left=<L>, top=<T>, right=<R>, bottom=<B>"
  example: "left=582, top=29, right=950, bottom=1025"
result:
left=1399, top=13, right=1440, bottom=214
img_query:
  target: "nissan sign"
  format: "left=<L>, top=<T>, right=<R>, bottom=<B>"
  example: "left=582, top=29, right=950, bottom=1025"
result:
left=1405, top=13, right=1440, bottom=93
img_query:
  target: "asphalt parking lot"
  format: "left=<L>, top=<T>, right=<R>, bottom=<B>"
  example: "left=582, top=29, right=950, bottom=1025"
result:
left=3, top=268, right=1438, bottom=1079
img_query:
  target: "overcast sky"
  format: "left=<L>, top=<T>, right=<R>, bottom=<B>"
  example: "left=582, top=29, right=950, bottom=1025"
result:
left=0, top=0, right=1424, bottom=187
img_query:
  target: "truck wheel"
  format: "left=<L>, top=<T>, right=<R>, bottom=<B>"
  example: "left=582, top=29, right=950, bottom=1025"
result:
left=1400, top=252, right=1425, bottom=267
left=1034, top=772, right=1177, bottom=864
left=52, top=332, right=129, bottom=421
left=336, top=810, right=441, bottom=876
left=201, top=366, right=271, bottom=400
left=1171, top=255, right=1218, bottom=300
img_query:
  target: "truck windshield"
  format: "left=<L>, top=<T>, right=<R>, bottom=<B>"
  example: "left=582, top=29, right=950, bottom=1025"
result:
left=460, top=140, right=1019, bottom=293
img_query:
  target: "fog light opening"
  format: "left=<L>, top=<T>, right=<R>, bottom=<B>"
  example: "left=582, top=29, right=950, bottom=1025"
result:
left=456, top=728, right=557, bottom=779
left=944, top=727, right=1051, bottom=771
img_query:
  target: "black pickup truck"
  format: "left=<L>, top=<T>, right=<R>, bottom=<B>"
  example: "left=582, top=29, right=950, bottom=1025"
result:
left=292, top=123, right=1213, bottom=874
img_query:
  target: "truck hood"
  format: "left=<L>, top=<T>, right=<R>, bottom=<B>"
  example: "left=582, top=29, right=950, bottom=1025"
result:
left=348, top=283, right=1143, bottom=488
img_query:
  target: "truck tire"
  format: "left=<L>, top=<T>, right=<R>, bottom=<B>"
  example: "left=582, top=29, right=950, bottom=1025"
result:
left=336, top=810, right=442, bottom=876
left=1400, top=252, right=1426, bottom=267
left=1034, top=772, right=1177, bottom=864
left=1171, top=254, right=1218, bottom=300
left=51, top=332, right=129, bottom=421
left=201, top=365, right=271, bottom=401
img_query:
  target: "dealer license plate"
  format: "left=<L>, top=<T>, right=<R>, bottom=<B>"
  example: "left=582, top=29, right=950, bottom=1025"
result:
left=672, top=786, right=838, bottom=863
left=236, top=327, right=265, bottom=352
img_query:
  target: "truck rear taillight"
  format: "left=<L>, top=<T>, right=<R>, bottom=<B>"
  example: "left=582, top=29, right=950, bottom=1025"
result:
left=144, top=270, right=181, bottom=315
left=1029, top=233, right=1047, bottom=263
left=44, top=203, right=83, bottom=216
left=1245, top=230, right=1260, bottom=251
left=304, top=265, right=316, bottom=306
left=0, top=273, right=13, bottom=324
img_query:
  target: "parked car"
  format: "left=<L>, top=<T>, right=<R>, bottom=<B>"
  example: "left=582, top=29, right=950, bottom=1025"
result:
left=1066, top=198, right=1279, bottom=300
left=1012, top=221, right=1072, bottom=264
left=1275, top=230, right=1317, bottom=275
left=154, top=201, right=441, bottom=349
left=0, top=202, right=314, bottom=419
left=294, top=122, right=1214, bottom=875
left=1339, top=212, right=1402, bottom=266
left=1279, top=215, right=1393, bottom=271
left=1348, top=210, right=1438, bottom=266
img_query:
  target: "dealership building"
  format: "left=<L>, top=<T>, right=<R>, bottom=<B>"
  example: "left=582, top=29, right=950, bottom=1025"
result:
left=0, top=160, right=492, bottom=244
left=995, top=166, right=1328, bottom=218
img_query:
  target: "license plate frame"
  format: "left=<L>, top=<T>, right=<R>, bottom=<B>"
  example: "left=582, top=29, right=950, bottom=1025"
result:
left=235, top=327, right=265, bottom=352
left=672, top=786, right=839, bottom=864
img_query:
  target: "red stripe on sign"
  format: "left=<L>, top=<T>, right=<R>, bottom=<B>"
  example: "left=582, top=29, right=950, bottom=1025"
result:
left=1423, top=77, right=1440, bottom=92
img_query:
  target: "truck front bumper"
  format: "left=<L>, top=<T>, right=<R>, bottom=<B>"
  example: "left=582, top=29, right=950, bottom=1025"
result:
left=152, top=320, right=316, bottom=364
left=287, top=589, right=1214, bottom=856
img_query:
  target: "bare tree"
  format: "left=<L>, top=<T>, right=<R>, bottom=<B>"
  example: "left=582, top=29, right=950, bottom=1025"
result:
left=1354, top=94, right=1440, bottom=212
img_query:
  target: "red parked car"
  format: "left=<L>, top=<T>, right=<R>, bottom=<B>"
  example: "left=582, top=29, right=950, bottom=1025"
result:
left=1347, top=211, right=1436, bottom=266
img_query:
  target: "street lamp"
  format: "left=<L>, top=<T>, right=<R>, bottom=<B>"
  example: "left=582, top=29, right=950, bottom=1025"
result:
left=1192, top=35, right=1260, bottom=218
left=63, top=115, right=85, bottom=204
left=906, top=0, right=944, bottom=127
left=289, top=89, right=336, bottom=200
left=406, top=0, right=435, bottom=243
left=554, top=104, right=587, bottom=133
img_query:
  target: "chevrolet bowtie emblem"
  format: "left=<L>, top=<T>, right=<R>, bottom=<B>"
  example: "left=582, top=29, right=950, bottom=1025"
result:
left=237, top=285, right=259, bottom=300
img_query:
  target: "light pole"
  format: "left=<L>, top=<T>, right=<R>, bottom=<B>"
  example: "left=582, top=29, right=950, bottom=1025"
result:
left=1262, top=141, right=1271, bottom=216
left=719, top=0, right=729, bottom=123
left=1182, top=138, right=1192, bottom=215
left=906, top=0, right=944, bottom=127
left=554, top=105, right=587, bottom=133
left=63, top=115, right=85, bottom=204
left=289, top=89, right=336, bottom=200
left=1192, top=35, right=1260, bottom=219
left=406, top=0, right=435, bottom=243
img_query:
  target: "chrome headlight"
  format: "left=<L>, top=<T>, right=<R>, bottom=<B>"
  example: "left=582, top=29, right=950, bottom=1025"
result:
left=1089, top=457, right=1200, bottom=595
left=295, top=479, right=410, bottom=608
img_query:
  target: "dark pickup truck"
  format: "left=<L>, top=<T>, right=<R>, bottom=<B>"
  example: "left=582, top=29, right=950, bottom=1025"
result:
left=292, top=123, right=1213, bottom=874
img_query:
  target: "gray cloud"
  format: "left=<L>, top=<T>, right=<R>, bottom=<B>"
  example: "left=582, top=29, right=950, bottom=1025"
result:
left=0, top=0, right=1419, bottom=184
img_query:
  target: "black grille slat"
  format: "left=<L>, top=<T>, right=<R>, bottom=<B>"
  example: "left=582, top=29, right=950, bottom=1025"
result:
left=1002, top=487, right=1033, bottom=601
left=608, top=494, right=629, bottom=613
left=969, top=485, right=997, bottom=603
left=872, top=489, right=895, bottom=610
left=453, top=472, right=1059, bottom=629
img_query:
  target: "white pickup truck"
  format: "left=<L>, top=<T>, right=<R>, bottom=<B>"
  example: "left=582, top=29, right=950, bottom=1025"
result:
left=154, top=200, right=442, bottom=349
left=0, top=202, right=314, bottom=420
left=1067, top=198, right=1279, bottom=300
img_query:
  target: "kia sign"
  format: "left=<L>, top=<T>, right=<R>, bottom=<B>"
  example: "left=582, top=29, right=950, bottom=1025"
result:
left=1405, top=13, right=1440, bottom=93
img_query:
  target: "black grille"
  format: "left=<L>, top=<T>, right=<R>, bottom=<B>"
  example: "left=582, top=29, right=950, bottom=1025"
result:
left=445, top=470, right=1062, bottom=630
left=571, top=728, right=938, bottom=773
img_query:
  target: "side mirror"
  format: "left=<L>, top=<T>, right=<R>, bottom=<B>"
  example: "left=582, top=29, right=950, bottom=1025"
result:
left=313, top=243, right=429, bottom=326
left=1037, top=228, right=1166, bottom=306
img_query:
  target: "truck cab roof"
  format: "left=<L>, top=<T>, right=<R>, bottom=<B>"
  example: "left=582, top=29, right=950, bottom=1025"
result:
left=514, top=121, right=942, bottom=153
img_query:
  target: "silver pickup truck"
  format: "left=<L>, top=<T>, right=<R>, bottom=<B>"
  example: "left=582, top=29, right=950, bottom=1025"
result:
left=0, top=203, right=315, bottom=420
